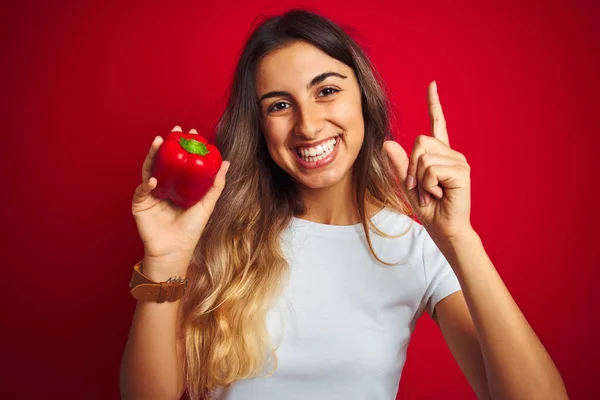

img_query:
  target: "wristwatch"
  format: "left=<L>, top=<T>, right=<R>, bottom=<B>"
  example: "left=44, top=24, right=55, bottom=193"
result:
left=129, top=260, right=188, bottom=303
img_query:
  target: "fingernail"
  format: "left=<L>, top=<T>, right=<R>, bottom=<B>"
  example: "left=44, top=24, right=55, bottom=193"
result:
left=189, top=128, right=198, bottom=134
left=406, top=175, right=415, bottom=190
left=172, top=125, right=182, bottom=132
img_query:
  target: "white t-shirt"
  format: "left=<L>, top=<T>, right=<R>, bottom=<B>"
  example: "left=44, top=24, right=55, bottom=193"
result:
left=212, top=207, right=462, bottom=400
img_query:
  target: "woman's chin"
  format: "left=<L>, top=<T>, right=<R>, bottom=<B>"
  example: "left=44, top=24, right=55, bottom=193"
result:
left=295, top=169, right=347, bottom=190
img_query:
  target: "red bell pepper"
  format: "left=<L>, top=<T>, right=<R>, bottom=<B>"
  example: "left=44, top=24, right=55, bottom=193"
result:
left=151, top=131, right=222, bottom=208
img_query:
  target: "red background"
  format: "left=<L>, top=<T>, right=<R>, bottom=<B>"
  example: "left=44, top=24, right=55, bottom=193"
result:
left=2, top=0, right=599, bottom=398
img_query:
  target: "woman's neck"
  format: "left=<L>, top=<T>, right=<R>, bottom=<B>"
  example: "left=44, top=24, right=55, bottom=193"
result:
left=295, top=172, right=384, bottom=226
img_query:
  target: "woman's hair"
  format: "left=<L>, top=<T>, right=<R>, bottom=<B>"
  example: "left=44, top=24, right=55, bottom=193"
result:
left=179, top=8, right=415, bottom=399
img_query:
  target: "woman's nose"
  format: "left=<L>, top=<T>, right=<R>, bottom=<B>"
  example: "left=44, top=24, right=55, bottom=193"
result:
left=294, top=103, right=324, bottom=139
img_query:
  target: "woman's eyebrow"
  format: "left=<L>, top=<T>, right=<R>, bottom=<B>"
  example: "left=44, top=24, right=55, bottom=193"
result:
left=258, top=71, right=347, bottom=103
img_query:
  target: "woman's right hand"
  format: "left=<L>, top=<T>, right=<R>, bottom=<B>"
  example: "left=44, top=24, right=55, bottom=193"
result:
left=131, top=125, right=230, bottom=276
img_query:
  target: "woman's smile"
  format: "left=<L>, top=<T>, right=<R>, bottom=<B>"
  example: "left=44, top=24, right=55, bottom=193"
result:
left=291, top=134, right=342, bottom=169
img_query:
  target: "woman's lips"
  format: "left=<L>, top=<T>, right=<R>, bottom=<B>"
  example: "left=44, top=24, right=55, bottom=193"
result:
left=292, top=135, right=341, bottom=169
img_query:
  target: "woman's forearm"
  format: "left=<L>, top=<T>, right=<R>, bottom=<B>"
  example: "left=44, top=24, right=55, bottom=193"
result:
left=119, top=257, right=187, bottom=400
left=434, top=231, right=569, bottom=400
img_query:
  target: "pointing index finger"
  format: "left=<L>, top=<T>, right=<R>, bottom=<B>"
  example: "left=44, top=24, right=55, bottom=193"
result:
left=428, top=81, right=450, bottom=147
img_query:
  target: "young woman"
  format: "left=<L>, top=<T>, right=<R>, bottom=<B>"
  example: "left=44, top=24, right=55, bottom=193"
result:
left=120, top=9, right=568, bottom=400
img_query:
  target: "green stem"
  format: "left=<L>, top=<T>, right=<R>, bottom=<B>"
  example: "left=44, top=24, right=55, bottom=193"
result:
left=179, top=137, right=209, bottom=156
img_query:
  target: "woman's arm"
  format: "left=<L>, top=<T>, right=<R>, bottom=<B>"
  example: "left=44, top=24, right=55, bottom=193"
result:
left=119, top=256, right=187, bottom=400
left=432, top=229, right=569, bottom=400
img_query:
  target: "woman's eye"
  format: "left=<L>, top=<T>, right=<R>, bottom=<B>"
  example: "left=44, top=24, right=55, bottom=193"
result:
left=269, top=102, right=290, bottom=113
left=267, top=89, right=338, bottom=113
left=318, top=87, right=339, bottom=97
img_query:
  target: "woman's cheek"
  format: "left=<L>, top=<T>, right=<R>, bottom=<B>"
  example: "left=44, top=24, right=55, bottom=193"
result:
left=329, top=97, right=363, bottom=127
left=263, top=119, right=288, bottom=147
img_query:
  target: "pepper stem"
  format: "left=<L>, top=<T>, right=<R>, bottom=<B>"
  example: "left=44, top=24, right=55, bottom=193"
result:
left=179, top=137, right=209, bottom=156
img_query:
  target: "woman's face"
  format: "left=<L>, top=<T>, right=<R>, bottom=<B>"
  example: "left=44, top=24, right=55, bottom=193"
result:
left=255, top=40, right=364, bottom=190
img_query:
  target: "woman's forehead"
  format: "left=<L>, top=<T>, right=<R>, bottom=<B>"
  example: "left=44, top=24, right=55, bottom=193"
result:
left=256, top=42, right=349, bottom=90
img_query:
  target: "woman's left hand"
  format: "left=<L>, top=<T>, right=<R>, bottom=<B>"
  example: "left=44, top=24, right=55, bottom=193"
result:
left=384, top=81, right=473, bottom=241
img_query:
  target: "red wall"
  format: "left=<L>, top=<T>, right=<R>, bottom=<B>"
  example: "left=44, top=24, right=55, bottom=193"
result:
left=2, top=0, right=598, bottom=398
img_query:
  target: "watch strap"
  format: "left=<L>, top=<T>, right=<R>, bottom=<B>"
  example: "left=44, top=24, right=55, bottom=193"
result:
left=129, top=260, right=187, bottom=303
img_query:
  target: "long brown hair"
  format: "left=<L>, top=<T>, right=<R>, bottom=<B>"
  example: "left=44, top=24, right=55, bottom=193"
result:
left=179, top=9, right=415, bottom=399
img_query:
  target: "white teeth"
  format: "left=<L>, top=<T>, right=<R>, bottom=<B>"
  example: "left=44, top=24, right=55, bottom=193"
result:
left=295, top=136, right=339, bottom=163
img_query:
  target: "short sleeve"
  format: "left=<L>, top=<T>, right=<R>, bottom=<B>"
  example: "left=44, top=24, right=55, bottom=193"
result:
left=421, top=228, right=462, bottom=317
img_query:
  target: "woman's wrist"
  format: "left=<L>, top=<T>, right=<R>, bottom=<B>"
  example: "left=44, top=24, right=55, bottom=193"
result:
left=141, top=253, right=192, bottom=282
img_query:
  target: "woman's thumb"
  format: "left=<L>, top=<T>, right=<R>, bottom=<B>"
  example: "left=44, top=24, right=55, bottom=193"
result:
left=383, top=141, right=409, bottom=184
